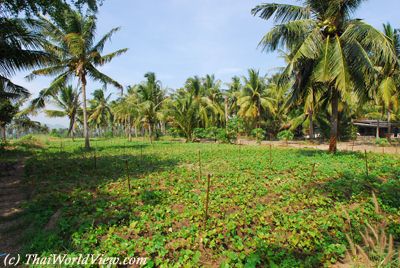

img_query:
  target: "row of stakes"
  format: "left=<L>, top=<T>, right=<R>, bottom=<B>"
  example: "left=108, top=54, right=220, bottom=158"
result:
left=60, top=140, right=372, bottom=177
left=57, top=141, right=373, bottom=228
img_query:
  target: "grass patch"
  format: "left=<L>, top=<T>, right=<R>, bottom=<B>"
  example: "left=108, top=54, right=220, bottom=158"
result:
left=12, top=138, right=400, bottom=266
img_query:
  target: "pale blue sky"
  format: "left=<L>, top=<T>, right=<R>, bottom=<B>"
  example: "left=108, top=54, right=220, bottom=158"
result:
left=12, top=0, right=400, bottom=127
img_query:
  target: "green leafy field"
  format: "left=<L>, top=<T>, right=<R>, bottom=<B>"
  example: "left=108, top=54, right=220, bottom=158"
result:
left=16, top=138, right=400, bottom=267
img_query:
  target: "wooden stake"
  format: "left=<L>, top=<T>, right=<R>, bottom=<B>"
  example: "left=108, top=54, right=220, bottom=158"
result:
left=204, top=174, right=211, bottom=228
left=125, top=159, right=130, bottom=192
left=94, top=150, right=97, bottom=169
left=198, top=150, right=202, bottom=180
left=310, top=163, right=316, bottom=178
left=269, top=144, right=272, bottom=170
left=364, top=150, right=369, bottom=176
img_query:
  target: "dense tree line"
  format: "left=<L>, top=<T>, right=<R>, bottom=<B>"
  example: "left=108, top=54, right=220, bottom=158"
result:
left=1, top=0, right=399, bottom=154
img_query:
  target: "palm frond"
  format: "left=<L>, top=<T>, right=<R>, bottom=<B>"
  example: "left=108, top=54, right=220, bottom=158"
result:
left=251, top=3, right=310, bottom=24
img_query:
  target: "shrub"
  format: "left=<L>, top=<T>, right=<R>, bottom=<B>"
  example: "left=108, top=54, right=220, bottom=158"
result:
left=226, top=117, right=245, bottom=140
left=206, top=127, right=219, bottom=140
left=277, top=130, right=294, bottom=143
left=216, top=129, right=229, bottom=143
left=193, top=128, right=207, bottom=139
left=251, top=128, right=265, bottom=143
left=49, top=128, right=68, bottom=138
left=104, top=130, right=114, bottom=139
left=167, top=127, right=181, bottom=138
left=375, top=138, right=389, bottom=147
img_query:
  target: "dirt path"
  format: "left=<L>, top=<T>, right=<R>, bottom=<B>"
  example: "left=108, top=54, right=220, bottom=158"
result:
left=236, top=139, right=400, bottom=155
left=0, top=158, right=29, bottom=254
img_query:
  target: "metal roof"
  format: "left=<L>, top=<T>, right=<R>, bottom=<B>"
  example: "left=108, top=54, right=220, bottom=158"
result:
left=353, top=120, right=400, bottom=128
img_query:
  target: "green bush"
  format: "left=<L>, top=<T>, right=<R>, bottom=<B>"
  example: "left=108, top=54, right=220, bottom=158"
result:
left=104, top=130, right=114, bottom=139
left=216, top=129, right=230, bottom=143
left=251, top=128, right=265, bottom=143
left=206, top=127, right=219, bottom=140
left=375, top=138, right=389, bottom=147
left=277, top=130, right=294, bottom=143
left=193, top=128, right=207, bottom=139
left=49, top=128, right=68, bottom=138
left=167, top=127, right=181, bottom=138
left=226, top=117, right=245, bottom=140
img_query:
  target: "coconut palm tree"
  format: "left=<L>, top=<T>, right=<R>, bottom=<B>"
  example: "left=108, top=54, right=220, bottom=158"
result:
left=112, top=94, right=139, bottom=141
left=44, top=85, right=80, bottom=140
left=88, top=89, right=113, bottom=136
left=167, top=90, right=200, bottom=142
left=135, top=72, right=165, bottom=141
left=252, top=0, right=397, bottom=152
left=0, top=18, right=51, bottom=92
left=237, top=69, right=275, bottom=128
left=28, top=7, right=128, bottom=149
left=225, top=76, right=242, bottom=117
left=202, top=74, right=225, bottom=127
left=373, top=23, right=400, bottom=135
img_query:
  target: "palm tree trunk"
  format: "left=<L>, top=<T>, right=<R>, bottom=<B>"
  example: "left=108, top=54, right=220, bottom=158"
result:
left=224, top=96, right=229, bottom=128
left=68, top=116, right=75, bottom=141
left=329, top=88, right=339, bottom=153
left=309, top=110, right=314, bottom=139
left=148, top=124, right=153, bottom=143
left=1, top=125, right=6, bottom=142
left=81, top=75, right=90, bottom=149
left=128, top=116, right=132, bottom=142
left=387, top=110, right=391, bottom=136
left=376, top=120, right=380, bottom=138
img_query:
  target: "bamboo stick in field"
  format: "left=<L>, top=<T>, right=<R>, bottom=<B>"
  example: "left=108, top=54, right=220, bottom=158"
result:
left=310, top=163, right=316, bottom=178
left=125, top=159, right=130, bottom=192
left=204, top=174, right=211, bottom=228
left=364, top=150, right=369, bottom=176
left=93, top=149, right=97, bottom=169
left=198, top=150, right=202, bottom=181
left=269, top=144, right=272, bottom=171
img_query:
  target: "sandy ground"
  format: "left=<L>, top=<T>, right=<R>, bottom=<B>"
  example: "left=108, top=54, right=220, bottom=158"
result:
left=236, top=139, right=400, bottom=155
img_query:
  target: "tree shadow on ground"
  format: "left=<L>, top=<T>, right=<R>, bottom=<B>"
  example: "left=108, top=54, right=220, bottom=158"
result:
left=295, top=149, right=364, bottom=158
left=316, top=171, right=400, bottom=209
left=20, top=149, right=178, bottom=254
left=245, top=244, right=326, bottom=267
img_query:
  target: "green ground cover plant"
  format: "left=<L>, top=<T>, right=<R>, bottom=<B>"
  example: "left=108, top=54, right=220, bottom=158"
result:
left=13, top=138, right=400, bottom=267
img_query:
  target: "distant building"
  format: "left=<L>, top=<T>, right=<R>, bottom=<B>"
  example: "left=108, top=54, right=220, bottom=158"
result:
left=353, top=120, right=400, bottom=138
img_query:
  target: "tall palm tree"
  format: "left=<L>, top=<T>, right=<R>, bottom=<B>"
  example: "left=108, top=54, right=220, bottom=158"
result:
left=29, top=7, right=128, bottom=149
left=266, top=74, right=290, bottom=135
left=225, top=76, right=242, bottom=117
left=373, top=23, right=400, bottom=135
left=88, top=89, right=113, bottom=136
left=135, top=72, right=165, bottom=141
left=237, top=69, right=275, bottom=128
left=44, top=85, right=80, bottom=140
left=112, top=94, right=139, bottom=141
left=202, top=74, right=225, bottom=127
left=167, top=90, right=200, bottom=142
left=252, top=0, right=397, bottom=152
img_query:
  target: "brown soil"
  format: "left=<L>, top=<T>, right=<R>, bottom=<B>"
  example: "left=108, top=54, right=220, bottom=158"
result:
left=0, top=158, right=29, bottom=254
left=237, top=139, right=400, bottom=155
